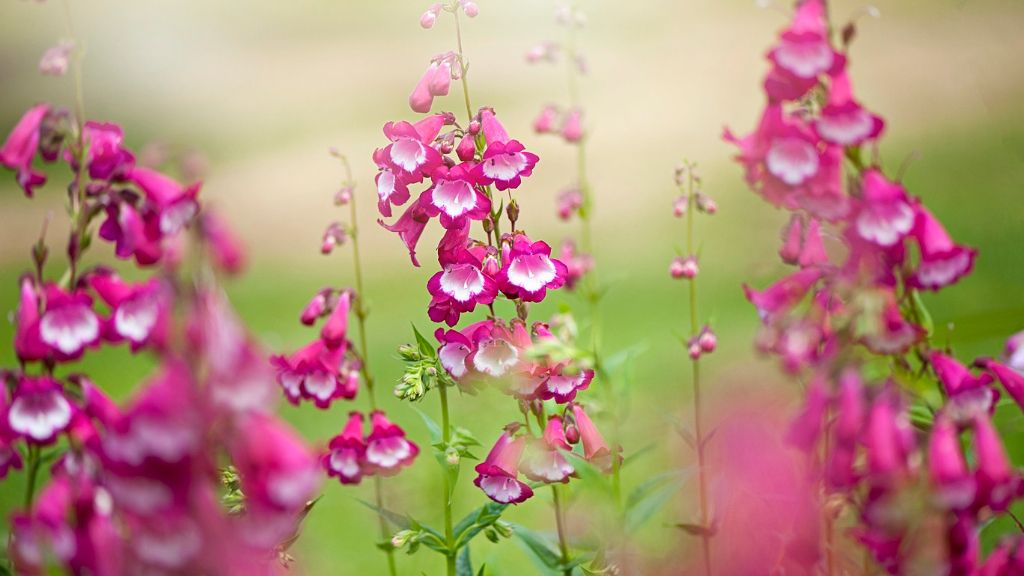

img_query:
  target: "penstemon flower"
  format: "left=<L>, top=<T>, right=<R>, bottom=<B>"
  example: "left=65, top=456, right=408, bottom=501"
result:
left=727, top=1, right=1023, bottom=573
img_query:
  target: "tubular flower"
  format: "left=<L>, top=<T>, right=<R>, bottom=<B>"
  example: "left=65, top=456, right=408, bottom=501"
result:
left=38, top=284, right=101, bottom=361
left=474, top=430, right=534, bottom=504
left=475, top=139, right=539, bottom=191
left=570, top=404, right=617, bottom=473
left=88, top=270, right=170, bottom=352
left=928, top=416, right=975, bottom=511
left=815, top=72, right=884, bottom=146
left=270, top=339, right=358, bottom=408
left=971, top=414, right=1019, bottom=512
left=128, top=167, right=201, bottom=237
left=908, top=205, right=977, bottom=290
left=763, top=0, right=843, bottom=102
left=0, top=104, right=50, bottom=196
left=424, top=162, right=491, bottom=228
left=323, top=411, right=368, bottom=485
left=930, top=352, right=997, bottom=425
left=364, top=411, right=419, bottom=476
left=522, top=416, right=575, bottom=484
left=6, top=376, right=74, bottom=445
left=231, top=413, right=321, bottom=512
left=427, top=247, right=498, bottom=326
left=498, top=234, right=568, bottom=302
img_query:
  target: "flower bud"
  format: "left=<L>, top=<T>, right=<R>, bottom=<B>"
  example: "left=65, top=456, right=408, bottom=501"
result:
left=565, top=423, right=580, bottom=444
left=672, top=195, right=688, bottom=218
left=688, top=338, right=702, bottom=360
left=398, top=343, right=421, bottom=361
left=506, top=200, right=520, bottom=224
left=461, top=0, right=479, bottom=17
left=391, top=530, right=415, bottom=548
left=321, top=222, right=347, bottom=254
left=670, top=256, right=699, bottom=279
left=456, top=133, right=476, bottom=161
left=494, top=520, right=514, bottom=538
left=698, top=326, right=717, bottom=353
left=696, top=192, right=717, bottom=214
left=445, top=446, right=460, bottom=466
left=467, top=120, right=481, bottom=135
left=334, top=187, right=353, bottom=206
left=560, top=108, right=584, bottom=143
left=300, top=289, right=331, bottom=326
left=39, top=40, right=74, bottom=76
left=485, top=527, right=500, bottom=543
left=419, top=11, right=437, bottom=29
left=533, top=105, right=559, bottom=134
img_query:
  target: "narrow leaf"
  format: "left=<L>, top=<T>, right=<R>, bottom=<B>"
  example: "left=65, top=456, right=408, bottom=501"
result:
left=511, top=524, right=563, bottom=571
left=412, top=407, right=443, bottom=445
left=627, top=481, right=682, bottom=532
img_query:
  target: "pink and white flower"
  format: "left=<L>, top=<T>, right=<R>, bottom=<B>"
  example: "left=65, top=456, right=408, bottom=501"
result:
left=232, top=413, right=321, bottom=511
left=815, top=72, right=884, bottom=146
left=364, top=411, right=419, bottom=476
left=854, top=170, right=915, bottom=248
left=128, top=167, right=201, bottom=237
left=908, top=205, right=976, bottom=291
left=474, top=429, right=534, bottom=504
left=270, top=339, right=358, bottom=408
left=88, top=270, right=170, bottom=352
left=379, top=194, right=432, bottom=266
left=498, top=234, right=568, bottom=302
left=424, top=162, right=491, bottom=228
left=78, top=121, right=135, bottom=181
left=375, top=115, right=446, bottom=181
left=7, top=376, right=74, bottom=445
left=523, top=416, right=575, bottom=484
left=427, top=247, right=498, bottom=327
left=570, top=404, right=617, bottom=473
left=323, top=411, right=368, bottom=485
left=930, top=352, right=996, bottom=425
left=763, top=0, right=843, bottom=102
left=38, top=284, right=101, bottom=360
left=475, top=138, right=540, bottom=192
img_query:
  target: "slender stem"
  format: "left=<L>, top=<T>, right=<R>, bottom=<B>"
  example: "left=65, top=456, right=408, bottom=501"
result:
left=62, top=0, right=88, bottom=288
left=823, top=405, right=835, bottom=576
left=552, top=484, right=574, bottom=576
left=439, top=383, right=456, bottom=576
left=685, top=171, right=712, bottom=576
left=23, top=445, right=41, bottom=509
left=453, top=8, right=473, bottom=122
left=339, top=156, right=394, bottom=575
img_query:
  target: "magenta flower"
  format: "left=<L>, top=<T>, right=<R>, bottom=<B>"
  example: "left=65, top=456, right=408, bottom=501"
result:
left=743, top=267, right=824, bottom=321
left=930, top=352, right=996, bottom=424
left=364, top=411, right=419, bottom=476
left=409, top=58, right=453, bottom=113
left=14, top=275, right=47, bottom=362
left=560, top=108, right=584, bottom=143
left=376, top=115, right=445, bottom=182
left=972, top=413, right=1018, bottom=512
left=375, top=167, right=412, bottom=218
left=908, top=205, right=977, bottom=290
left=436, top=324, right=479, bottom=380
left=128, top=167, right=200, bottom=236
left=571, top=404, right=616, bottom=473
left=0, top=104, right=50, bottom=196
left=861, top=289, right=923, bottom=355
left=533, top=104, right=559, bottom=134
left=523, top=416, right=574, bottom=484
left=476, top=139, right=539, bottom=191
left=6, top=376, right=74, bottom=445
left=537, top=365, right=593, bottom=404
left=984, top=360, right=1024, bottom=412
left=798, top=218, right=828, bottom=268
left=271, top=339, right=358, bottom=408
left=785, top=373, right=827, bottom=452
left=498, top=234, right=567, bottom=302
left=928, top=416, right=975, bottom=511
left=88, top=270, right=170, bottom=352
left=427, top=247, right=498, bottom=326
left=468, top=320, right=530, bottom=379
left=815, top=72, right=884, bottom=146
left=864, top=387, right=914, bottom=482
left=424, top=162, right=491, bottom=228
left=78, top=121, right=135, bottom=181
left=763, top=0, right=843, bottom=102
left=98, top=198, right=164, bottom=266
left=198, top=211, right=246, bottom=275
left=474, top=430, right=534, bottom=504
left=854, top=169, right=915, bottom=248
left=379, top=194, right=431, bottom=266
left=324, top=411, right=368, bottom=485
left=232, top=413, right=321, bottom=512
left=827, top=369, right=864, bottom=489
left=320, top=289, right=351, bottom=349
left=779, top=214, right=803, bottom=265
left=38, top=284, right=101, bottom=361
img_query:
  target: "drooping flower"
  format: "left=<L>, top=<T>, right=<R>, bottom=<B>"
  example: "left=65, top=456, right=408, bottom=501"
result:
left=474, top=429, right=534, bottom=504
left=930, top=352, right=996, bottom=425
left=270, top=339, right=358, bottom=408
left=854, top=170, right=915, bottom=248
left=536, top=366, right=593, bottom=404
left=232, top=413, right=321, bottom=512
left=320, top=290, right=351, bottom=350
left=379, top=194, right=432, bottom=266
left=364, top=411, right=419, bottom=476
left=79, top=121, right=135, bottom=181
left=128, top=167, right=201, bottom=237
left=88, top=270, right=170, bottom=352
left=323, top=411, right=368, bottom=485
left=908, top=205, right=977, bottom=291
left=560, top=108, right=584, bottom=143
left=763, top=0, right=843, bottom=102
left=570, top=404, right=616, bottom=472
left=376, top=115, right=446, bottom=181
left=743, top=267, right=824, bottom=321
left=498, top=234, right=568, bottom=302
left=815, top=72, right=884, bottom=146
left=38, top=284, right=101, bottom=360
left=0, top=104, right=50, bottom=196
left=6, top=376, right=74, bottom=445
left=427, top=247, right=498, bottom=326
left=972, top=413, right=1018, bottom=512
left=928, top=416, right=975, bottom=511
left=522, top=416, right=574, bottom=484
left=983, top=360, right=1024, bottom=412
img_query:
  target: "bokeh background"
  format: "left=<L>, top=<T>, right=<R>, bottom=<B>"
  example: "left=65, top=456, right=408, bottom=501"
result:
left=1, top=0, right=1023, bottom=574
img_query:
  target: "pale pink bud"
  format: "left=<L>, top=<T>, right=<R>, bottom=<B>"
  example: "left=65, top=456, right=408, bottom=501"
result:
left=560, top=108, right=584, bottom=143
left=39, top=41, right=73, bottom=76
left=334, top=187, right=353, bottom=206
left=301, top=290, right=331, bottom=326
left=409, top=62, right=438, bottom=113
left=321, top=222, right=347, bottom=254
left=468, top=120, right=481, bottom=135
left=670, top=256, right=699, bottom=279
left=557, top=188, right=583, bottom=220
left=420, top=11, right=437, bottom=29
left=698, top=326, right=717, bottom=353
left=688, top=338, right=702, bottom=360
left=428, top=60, right=452, bottom=96
left=461, top=0, right=479, bottom=17
left=533, top=105, right=559, bottom=134
left=672, top=195, right=688, bottom=218
left=456, top=133, right=476, bottom=161
left=696, top=192, right=717, bottom=214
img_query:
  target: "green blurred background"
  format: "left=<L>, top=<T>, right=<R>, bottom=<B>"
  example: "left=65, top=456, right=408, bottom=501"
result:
left=1, top=0, right=1023, bottom=574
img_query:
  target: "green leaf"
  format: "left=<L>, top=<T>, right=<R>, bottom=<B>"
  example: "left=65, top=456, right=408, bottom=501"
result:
left=355, top=498, right=411, bottom=530
left=412, top=324, right=437, bottom=358
left=622, top=443, right=656, bottom=468
left=627, top=478, right=685, bottom=533
left=564, top=452, right=613, bottom=495
left=412, top=407, right=443, bottom=444
left=456, top=546, right=473, bottom=576
left=476, top=564, right=487, bottom=576
left=511, top=524, right=562, bottom=571
left=452, top=502, right=508, bottom=549
left=910, top=289, right=935, bottom=337
left=626, top=468, right=691, bottom=511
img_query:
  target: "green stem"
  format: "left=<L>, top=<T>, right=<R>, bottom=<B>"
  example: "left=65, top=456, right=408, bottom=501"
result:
left=439, top=383, right=456, bottom=576
left=685, top=171, right=712, bottom=576
left=453, top=8, right=473, bottom=122
left=340, top=156, right=395, bottom=576
left=23, top=445, right=41, bottom=509
left=552, top=484, right=574, bottom=576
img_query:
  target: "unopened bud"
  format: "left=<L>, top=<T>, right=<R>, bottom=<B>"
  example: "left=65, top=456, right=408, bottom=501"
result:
left=467, top=120, right=481, bottom=135
left=321, top=222, right=348, bottom=254
left=696, top=192, right=717, bottom=215
left=300, top=290, right=330, bottom=326
left=494, top=520, right=514, bottom=538
left=672, top=195, right=688, bottom=218
left=391, top=529, right=415, bottom=548
left=565, top=424, right=580, bottom=444
left=670, top=256, right=699, bottom=280
left=445, top=447, right=460, bottom=466
left=485, top=527, right=500, bottom=543
left=688, top=338, right=702, bottom=360
left=334, top=187, right=353, bottom=206
left=698, top=326, right=717, bottom=353
left=420, top=11, right=437, bottom=29
left=461, top=0, right=479, bottom=17
left=398, top=343, right=420, bottom=361
left=506, top=200, right=520, bottom=224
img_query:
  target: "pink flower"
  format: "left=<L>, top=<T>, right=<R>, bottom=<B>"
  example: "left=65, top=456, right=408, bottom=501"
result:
left=39, top=41, right=74, bottom=76
left=79, top=121, right=135, bottom=181
left=379, top=194, right=431, bottom=266
left=533, top=105, right=559, bottom=134
left=424, top=162, right=491, bottom=228
left=560, top=108, right=584, bottom=143
left=98, top=198, right=164, bottom=266
left=798, top=218, right=828, bottom=268
left=320, top=290, right=351, bottom=349
left=1004, top=330, right=1024, bottom=373
left=437, top=325, right=477, bottom=380
left=907, top=205, right=976, bottom=290
left=972, top=413, right=1018, bottom=512
left=427, top=247, right=498, bottom=326
left=38, top=284, right=101, bottom=360
left=323, top=411, right=368, bottom=485
left=88, top=270, right=170, bottom=352
left=786, top=374, right=827, bottom=452
left=984, top=360, right=1024, bottom=412
left=815, top=72, right=884, bottom=146
left=743, top=267, right=824, bottom=321
left=498, top=234, right=567, bottom=302
left=199, top=211, right=246, bottom=274
left=763, top=0, right=843, bottom=102
left=863, top=387, right=914, bottom=482
left=409, top=59, right=453, bottom=113
left=669, top=255, right=698, bottom=279
left=364, top=411, right=419, bottom=476
left=559, top=239, right=592, bottom=290
left=861, top=290, right=923, bottom=355
left=854, top=170, right=915, bottom=248
left=556, top=188, right=583, bottom=220
left=827, top=369, right=864, bottom=489
left=0, top=104, right=50, bottom=196
left=271, top=339, right=358, bottom=408
left=6, top=376, right=74, bottom=445
left=930, top=352, right=996, bottom=424
left=928, top=416, right=975, bottom=511
left=570, top=404, right=616, bottom=472
left=523, top=416, right=574, bottom=484
left=374, top=167, right=412, bottom=218
left=475, top=139, right=540, bottom=191
left=474, top=430, right=534, bottom=504
left=536, top=365, right=593, bottom=404
left=232, top=413, right=321, bottom=511
left=779, top=214, right=803, bottom=265
left=128, top=167, right=200, bottom=236
left=14, top=275, right=47, bottom=362
left=300, top=289, right=331, bottom=326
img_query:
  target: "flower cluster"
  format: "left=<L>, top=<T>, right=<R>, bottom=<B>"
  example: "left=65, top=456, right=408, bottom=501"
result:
left=728, top=1, right=1019, bottom=573
left=1, top=86, right=318, bottom=573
